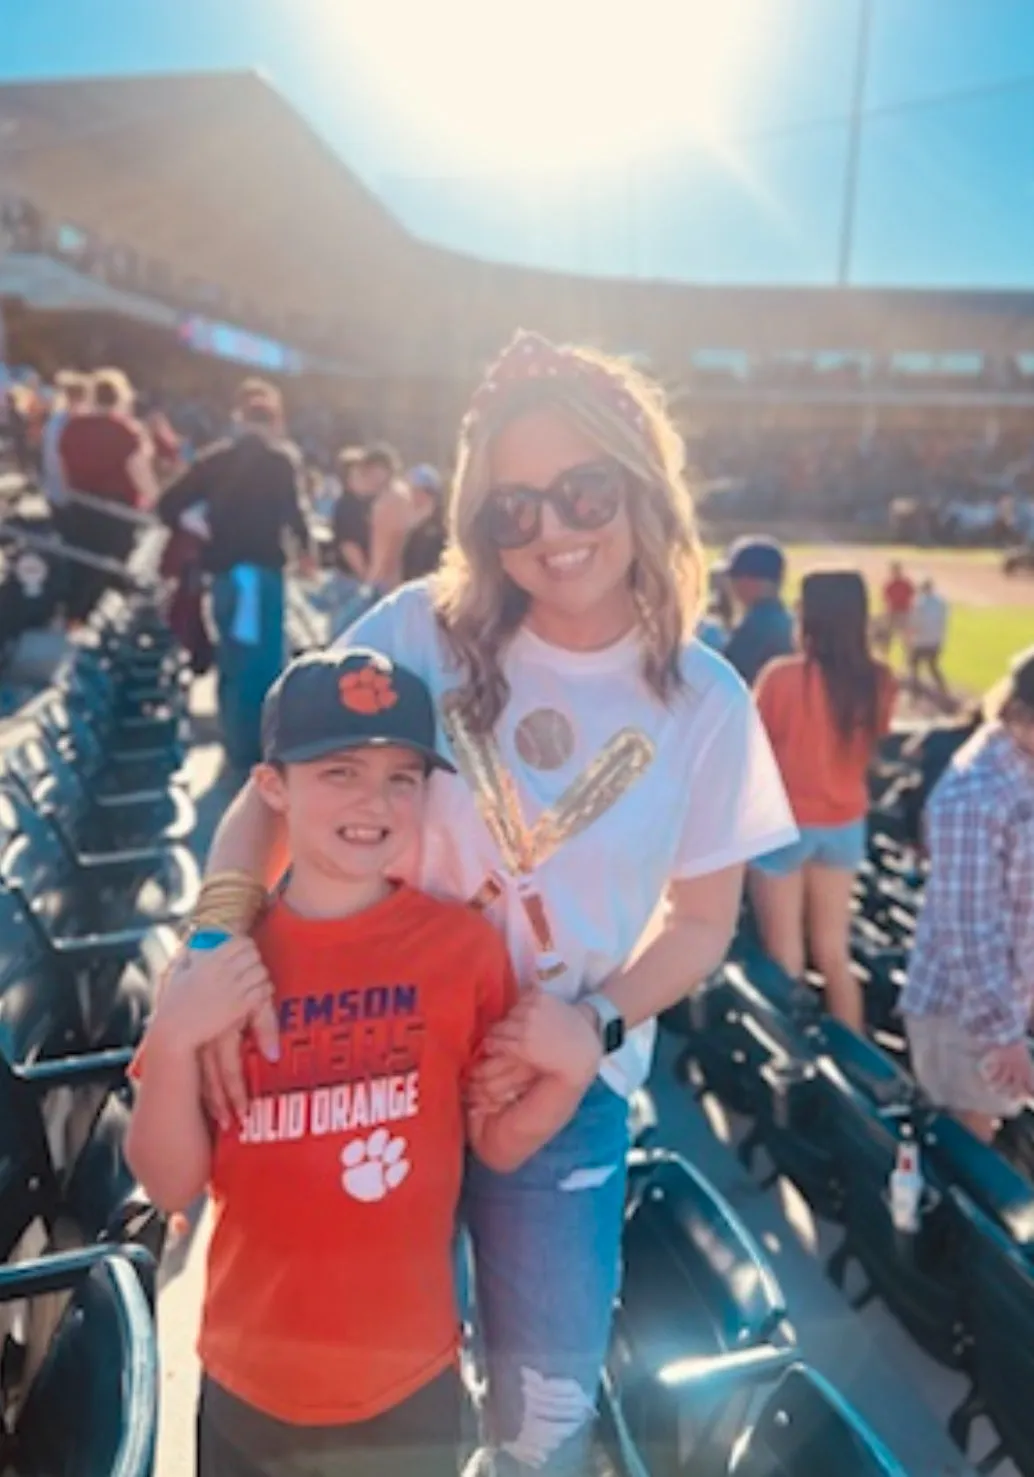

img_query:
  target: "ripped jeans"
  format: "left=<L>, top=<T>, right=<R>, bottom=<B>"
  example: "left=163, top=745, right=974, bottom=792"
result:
left=464, top=1078, right=629, bottom=1476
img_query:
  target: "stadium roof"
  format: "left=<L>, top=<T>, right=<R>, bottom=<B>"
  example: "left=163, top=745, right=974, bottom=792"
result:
left=3, top=71, right=1034, bottom=377
left=0, top=72, right=411, bottom=350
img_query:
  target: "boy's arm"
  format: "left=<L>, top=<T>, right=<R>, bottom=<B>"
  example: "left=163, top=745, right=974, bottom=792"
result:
left=467, top=1073, right=587, bottom=1173
left=125, top=1034, right=215, bottom=1213
left=464, top=937, right=596, bottom=1173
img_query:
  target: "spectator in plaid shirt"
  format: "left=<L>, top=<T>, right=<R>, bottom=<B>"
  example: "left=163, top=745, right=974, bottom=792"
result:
left=902, top=646, right=1034, bottom=1142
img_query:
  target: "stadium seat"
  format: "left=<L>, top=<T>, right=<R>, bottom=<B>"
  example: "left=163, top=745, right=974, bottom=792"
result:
left=0, top=884, right=168, bottom=1067
left=677, top=951, right=844, bottom=1220
left=0, top=1245, right=157, bottom=1477
left=36, top=690, right=189, bottom=797
left=677, top=953, right=821, bottom=1114
left=607, top=1147, right=792, bottom=1476
left=0, top=781, right=198, bottom=942
left=728, top=1364, right=909, bottom=1477
left=819, top=1037, right=969, bottom=1367
left=628, top=1087, right=658, bottom=1148
left=6, top=732, right=195, bottom=851
left=948, top=1188, right=1034, bottom=1477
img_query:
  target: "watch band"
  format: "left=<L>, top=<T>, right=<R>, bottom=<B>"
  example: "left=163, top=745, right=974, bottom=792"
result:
left=580, top=993, right=626, bottom=1055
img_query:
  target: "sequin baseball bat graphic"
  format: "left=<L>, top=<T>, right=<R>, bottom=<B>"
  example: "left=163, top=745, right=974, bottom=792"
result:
left=442, top=702, right=655, bottom=982
left=524, top=727, right=655, bottom=867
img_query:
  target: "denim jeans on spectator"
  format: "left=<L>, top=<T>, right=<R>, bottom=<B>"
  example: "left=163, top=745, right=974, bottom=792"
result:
left=463, top=1078, right=629, bottom=1476
left=211, top=567, right=285, bottom=770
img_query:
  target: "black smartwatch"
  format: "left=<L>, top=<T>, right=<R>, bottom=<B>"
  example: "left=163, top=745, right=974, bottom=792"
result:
left=579, top=993, right=626, bottom=1055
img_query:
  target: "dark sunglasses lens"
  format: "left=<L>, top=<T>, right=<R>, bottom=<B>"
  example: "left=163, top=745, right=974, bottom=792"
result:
left=484, top=487, right=541, bottom=548
left=555, top=463, right=624, bottom=530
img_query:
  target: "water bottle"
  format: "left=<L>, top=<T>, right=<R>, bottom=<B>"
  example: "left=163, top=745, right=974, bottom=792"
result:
left=889, top=1127, right=923, bottom=1235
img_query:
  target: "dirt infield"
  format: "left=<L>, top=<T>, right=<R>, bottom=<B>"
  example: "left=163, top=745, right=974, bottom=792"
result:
left=791, top=544, right=1034, bottom=609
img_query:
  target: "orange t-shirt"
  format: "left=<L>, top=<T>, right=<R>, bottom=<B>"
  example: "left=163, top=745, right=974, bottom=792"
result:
left=198, top=885, right=516, bottom=1426
left=755, top=655, right=895, bottom=826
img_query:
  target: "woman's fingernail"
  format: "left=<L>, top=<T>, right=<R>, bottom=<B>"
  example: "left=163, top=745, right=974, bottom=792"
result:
left=263, top=1040, right=280, bottom=1062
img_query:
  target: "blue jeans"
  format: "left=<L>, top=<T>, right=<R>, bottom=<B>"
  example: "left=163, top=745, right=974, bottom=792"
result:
left=211, top=568, right=286, bottom=770
left=463, top=1079, right=629, bottom=1476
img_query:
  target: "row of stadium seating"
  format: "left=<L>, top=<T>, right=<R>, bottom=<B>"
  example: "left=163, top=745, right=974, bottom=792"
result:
left=601, top=1135, right=909, bottom=1476
left=0, top=589, right=188, bottom=1475
left=662, top=809, right=1034, bottom=1476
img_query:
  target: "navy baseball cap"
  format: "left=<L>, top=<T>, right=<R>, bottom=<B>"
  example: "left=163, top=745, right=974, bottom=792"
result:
left=261, top=648, right=456, bottom=773
left=725, top=537, right=786, bottom=584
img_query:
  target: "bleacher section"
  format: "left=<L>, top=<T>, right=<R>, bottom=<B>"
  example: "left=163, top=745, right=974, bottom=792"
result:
left=661, top=750, right=1034, bottom=1476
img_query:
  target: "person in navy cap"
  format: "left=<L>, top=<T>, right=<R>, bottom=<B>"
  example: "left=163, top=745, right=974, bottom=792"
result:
left=722, top=536, right=795, bottom=686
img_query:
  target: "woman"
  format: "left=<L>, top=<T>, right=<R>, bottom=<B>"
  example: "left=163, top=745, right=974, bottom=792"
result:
left=326, top=443, right=411, bottom=631
left=184, top=330, right=796, bottom=1476
left=750, top=570, right=895, bottom=1031
left=401, top=462, right=448, bottom=581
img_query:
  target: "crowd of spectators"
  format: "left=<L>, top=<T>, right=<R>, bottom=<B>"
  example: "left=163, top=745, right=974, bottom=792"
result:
left=695, top=424, right=1034, bottom=538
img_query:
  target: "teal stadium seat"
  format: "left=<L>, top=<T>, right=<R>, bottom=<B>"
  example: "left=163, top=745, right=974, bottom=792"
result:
left=728, top=1364, right=908, bottom=1477
left=1, top=1246, right=157, bottom=1477
left=606, top=1147, right=792, bottom=1476
left=948, top=1187, right=1034, bottom=1476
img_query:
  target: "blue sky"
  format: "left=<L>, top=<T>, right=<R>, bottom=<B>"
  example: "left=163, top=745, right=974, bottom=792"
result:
left=5, top=0, right=1034, bottom=287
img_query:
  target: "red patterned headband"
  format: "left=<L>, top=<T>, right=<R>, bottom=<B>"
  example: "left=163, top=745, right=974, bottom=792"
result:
left=463, top=330, right=650, bottom=443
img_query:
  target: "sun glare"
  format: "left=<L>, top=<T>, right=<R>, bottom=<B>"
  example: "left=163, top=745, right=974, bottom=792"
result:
left=321, top=0, right=768, bottom=176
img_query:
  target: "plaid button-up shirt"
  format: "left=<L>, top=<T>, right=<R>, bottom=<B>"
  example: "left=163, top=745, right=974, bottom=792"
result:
left=902, top=725, right=1034, bottom=1045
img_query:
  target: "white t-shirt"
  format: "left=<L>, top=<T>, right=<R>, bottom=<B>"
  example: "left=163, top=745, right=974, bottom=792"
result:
left=910, top=591, right=948, bottom=650
left=345, top=581, right=796, bottom=1095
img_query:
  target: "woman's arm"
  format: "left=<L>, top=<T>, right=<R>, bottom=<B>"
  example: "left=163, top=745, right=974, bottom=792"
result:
left=125, top=444, right=161, bottom=510
left=338, top=540, right=368, bottom=580
left=187, top=784, right=288, bottom=1124
left=479, top=865, right=745, bottom=1091
left=591, top=864, right=744, bottom=1028
left=125, top=1037, right=212, bottom=1212
left=208, top=777, right=289, bottom=885
left=366, top=484, right=413, bottom=589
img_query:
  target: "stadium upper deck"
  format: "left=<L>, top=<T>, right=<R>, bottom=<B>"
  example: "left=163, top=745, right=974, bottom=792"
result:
left=4, top=69, right=1034, bottom=394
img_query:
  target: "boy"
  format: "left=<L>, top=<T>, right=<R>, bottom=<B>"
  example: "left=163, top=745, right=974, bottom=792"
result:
left=126, top=647, right=592, bottom=1477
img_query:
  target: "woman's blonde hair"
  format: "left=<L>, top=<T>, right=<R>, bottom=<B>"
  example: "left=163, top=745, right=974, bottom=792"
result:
left=90, top=367, right=135, bottom=414
left=433, top=340, right=705, bottom=734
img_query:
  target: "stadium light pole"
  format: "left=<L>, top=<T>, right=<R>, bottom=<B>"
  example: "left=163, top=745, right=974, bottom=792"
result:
left=837, top=0, right=874, bottom=287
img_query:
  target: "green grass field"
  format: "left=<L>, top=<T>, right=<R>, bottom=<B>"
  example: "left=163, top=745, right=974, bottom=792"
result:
left=929, top=605, right=1034, bottom=697
left=709, top=543, right=1034, bottom=699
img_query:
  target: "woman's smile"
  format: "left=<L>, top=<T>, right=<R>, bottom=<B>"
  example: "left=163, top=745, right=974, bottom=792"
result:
left=537, top=543, right=597, bottom=580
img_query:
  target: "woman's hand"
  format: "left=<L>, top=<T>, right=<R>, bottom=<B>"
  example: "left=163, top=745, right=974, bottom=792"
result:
left=466, top=1054, right=539, bottom=1113
left=157, top=942, right=280, bottom=1129
left=481, top=989, right=602, bottom=1088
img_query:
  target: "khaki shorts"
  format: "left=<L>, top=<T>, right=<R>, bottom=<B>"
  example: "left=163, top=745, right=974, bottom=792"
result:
left=904, top=1013, right=1023, bottom=1119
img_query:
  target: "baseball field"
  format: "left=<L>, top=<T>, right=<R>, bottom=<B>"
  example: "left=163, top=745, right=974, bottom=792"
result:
left=753, top=543, right=1034, bottom=701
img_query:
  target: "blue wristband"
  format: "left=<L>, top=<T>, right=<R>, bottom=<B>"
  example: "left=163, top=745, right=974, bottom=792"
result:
left=188, top=928, right=234, bottom=952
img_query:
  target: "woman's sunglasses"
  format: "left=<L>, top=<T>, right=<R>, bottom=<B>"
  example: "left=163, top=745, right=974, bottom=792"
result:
left=479, top=460, right=627, bottom=551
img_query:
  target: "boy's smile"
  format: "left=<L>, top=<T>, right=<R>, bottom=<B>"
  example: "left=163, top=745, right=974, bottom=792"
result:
left=255, top=746, right=428, bottom=914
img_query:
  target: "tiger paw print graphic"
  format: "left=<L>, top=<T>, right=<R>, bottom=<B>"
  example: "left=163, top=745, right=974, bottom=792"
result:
left=338, top=664, right=398, bottom=716
left=341, top=1129, right=411, bottom=1202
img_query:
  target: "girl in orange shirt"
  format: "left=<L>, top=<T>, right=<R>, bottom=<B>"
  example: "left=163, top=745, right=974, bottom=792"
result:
left=750, top=570, right=895, bottom=1031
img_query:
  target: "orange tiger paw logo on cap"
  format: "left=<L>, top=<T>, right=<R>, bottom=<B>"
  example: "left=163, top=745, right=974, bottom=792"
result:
left=339, top=665, right=399, bottom=715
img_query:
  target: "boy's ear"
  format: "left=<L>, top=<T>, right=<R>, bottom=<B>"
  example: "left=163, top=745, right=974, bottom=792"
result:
left=252, top=762, right=289, bottom=814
